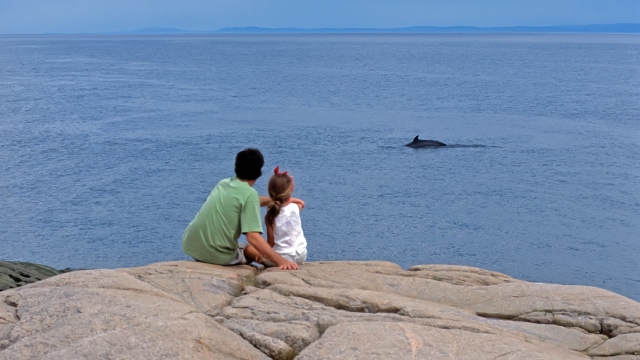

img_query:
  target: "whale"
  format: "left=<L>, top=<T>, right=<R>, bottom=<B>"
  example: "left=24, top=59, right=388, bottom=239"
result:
left=405, top=135, right=446, bottom=148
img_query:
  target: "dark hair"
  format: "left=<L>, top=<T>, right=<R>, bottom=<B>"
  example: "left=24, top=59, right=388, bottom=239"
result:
left=235, top=148, right=264, bottom=180
left=265, top=173, right=293, bottom=227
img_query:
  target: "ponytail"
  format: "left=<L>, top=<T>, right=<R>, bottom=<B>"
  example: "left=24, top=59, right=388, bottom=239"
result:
left=265, top=200, right=282, bottom=228
left=264, top=168, right=293, bottom=227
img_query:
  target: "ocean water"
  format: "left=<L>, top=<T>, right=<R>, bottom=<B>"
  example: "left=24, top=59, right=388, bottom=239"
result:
left=0, top=34, right=639, bottom=301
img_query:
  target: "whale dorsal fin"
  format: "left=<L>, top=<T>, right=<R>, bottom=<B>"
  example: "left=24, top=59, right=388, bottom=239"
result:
left=413, top=135, right=419, bottom=142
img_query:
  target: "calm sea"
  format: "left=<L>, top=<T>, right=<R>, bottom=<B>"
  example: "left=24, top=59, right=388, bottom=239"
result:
left=0, top=34, right=638, bottom=300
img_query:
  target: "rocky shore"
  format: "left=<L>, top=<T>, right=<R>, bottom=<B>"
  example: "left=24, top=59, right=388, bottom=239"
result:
left=0, top=260, right=639, bottom=359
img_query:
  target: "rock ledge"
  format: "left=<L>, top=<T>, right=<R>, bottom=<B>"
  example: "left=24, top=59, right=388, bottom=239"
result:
left=0, top=261, right=638, bottom=359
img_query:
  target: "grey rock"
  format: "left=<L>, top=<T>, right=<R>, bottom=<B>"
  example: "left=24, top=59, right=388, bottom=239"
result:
left=295, top=322, right=589, bottom=360
left=588, top=333, right=640, bottom=357
left=1, top=260, right=639, bottom=359
left=407, top=264, right=518, bottom=286
left=222, top=318, right=319, bottom=359
left=0, top=267, right=268, bottom=360
left=118, top=260, right=256, bottom=316
left=257, top=261, right=640, bottom=336
left=485, top=319, right=608, bottom=352
left=0, top=261, right=61, bottom=291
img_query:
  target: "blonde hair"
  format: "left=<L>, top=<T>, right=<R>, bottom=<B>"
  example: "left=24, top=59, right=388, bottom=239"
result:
left=265, top=173, right=293, bottom=228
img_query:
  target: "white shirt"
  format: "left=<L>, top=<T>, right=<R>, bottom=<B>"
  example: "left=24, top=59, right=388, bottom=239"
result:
left=272, top=203, right=307, bottom=256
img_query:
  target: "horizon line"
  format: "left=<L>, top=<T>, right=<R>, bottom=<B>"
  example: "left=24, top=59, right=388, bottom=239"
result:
left=2, top=23, right=639, bottom=36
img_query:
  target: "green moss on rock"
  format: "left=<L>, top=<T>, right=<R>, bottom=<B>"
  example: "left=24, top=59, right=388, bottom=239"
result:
left=0, top=261, right=61, bottom=291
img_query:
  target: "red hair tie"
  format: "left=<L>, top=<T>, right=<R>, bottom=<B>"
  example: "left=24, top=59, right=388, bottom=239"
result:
left=274, top=166, right=288, bottom=176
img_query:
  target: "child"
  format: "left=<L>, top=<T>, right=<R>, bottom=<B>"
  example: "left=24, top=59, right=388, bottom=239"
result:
left=263, top=166, right=308, bottom=265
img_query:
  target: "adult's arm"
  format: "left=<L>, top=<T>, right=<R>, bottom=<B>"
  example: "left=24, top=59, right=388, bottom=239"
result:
left=260, top=196, right=305, bottom=209
left=266, top=223, right=275, bottom=247
left=290, top=197, right=305, bottom=209
left=245, top=232, right=298, bottom=270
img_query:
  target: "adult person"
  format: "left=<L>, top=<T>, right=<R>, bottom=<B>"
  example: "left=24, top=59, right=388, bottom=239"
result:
left=181, top=148, right=301, bottom=270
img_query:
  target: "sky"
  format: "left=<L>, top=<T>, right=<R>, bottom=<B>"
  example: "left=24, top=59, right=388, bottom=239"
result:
left=0, top=0, right=639, bottom=34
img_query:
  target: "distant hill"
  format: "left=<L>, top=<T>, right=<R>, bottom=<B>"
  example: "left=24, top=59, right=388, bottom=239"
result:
left=117, top=24, right=640, bottom=35
left=215, top=23, right=640, bottom=34
left=116, top=27, right=194, bottom=34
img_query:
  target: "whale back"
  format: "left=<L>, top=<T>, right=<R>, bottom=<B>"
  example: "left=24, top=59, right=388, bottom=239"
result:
left=405, top=137, right=446, bottom=148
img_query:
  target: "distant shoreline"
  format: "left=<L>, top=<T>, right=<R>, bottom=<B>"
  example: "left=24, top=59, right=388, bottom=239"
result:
left=214, top=23, right=640, bottom=34
left=3, top=23, right=639, bottom=36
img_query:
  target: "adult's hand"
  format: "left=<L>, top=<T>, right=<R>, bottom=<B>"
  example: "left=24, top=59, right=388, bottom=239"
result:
left=278, top=261, right=299, bottom=270
left=245, top=232, right=299, bottom=271
left=290, top=197, right=305, bottom=209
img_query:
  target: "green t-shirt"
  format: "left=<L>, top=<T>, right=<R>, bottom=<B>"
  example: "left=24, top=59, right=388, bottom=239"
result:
left=181, top=177, right=263, bottom=264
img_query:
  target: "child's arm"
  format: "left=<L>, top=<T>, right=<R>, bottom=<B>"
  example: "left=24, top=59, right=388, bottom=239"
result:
left=266, top=223, right=275, bottom=248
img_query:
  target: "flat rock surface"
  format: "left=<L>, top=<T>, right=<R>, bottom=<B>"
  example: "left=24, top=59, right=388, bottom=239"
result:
left=1, top=260, right=639, bottom=359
